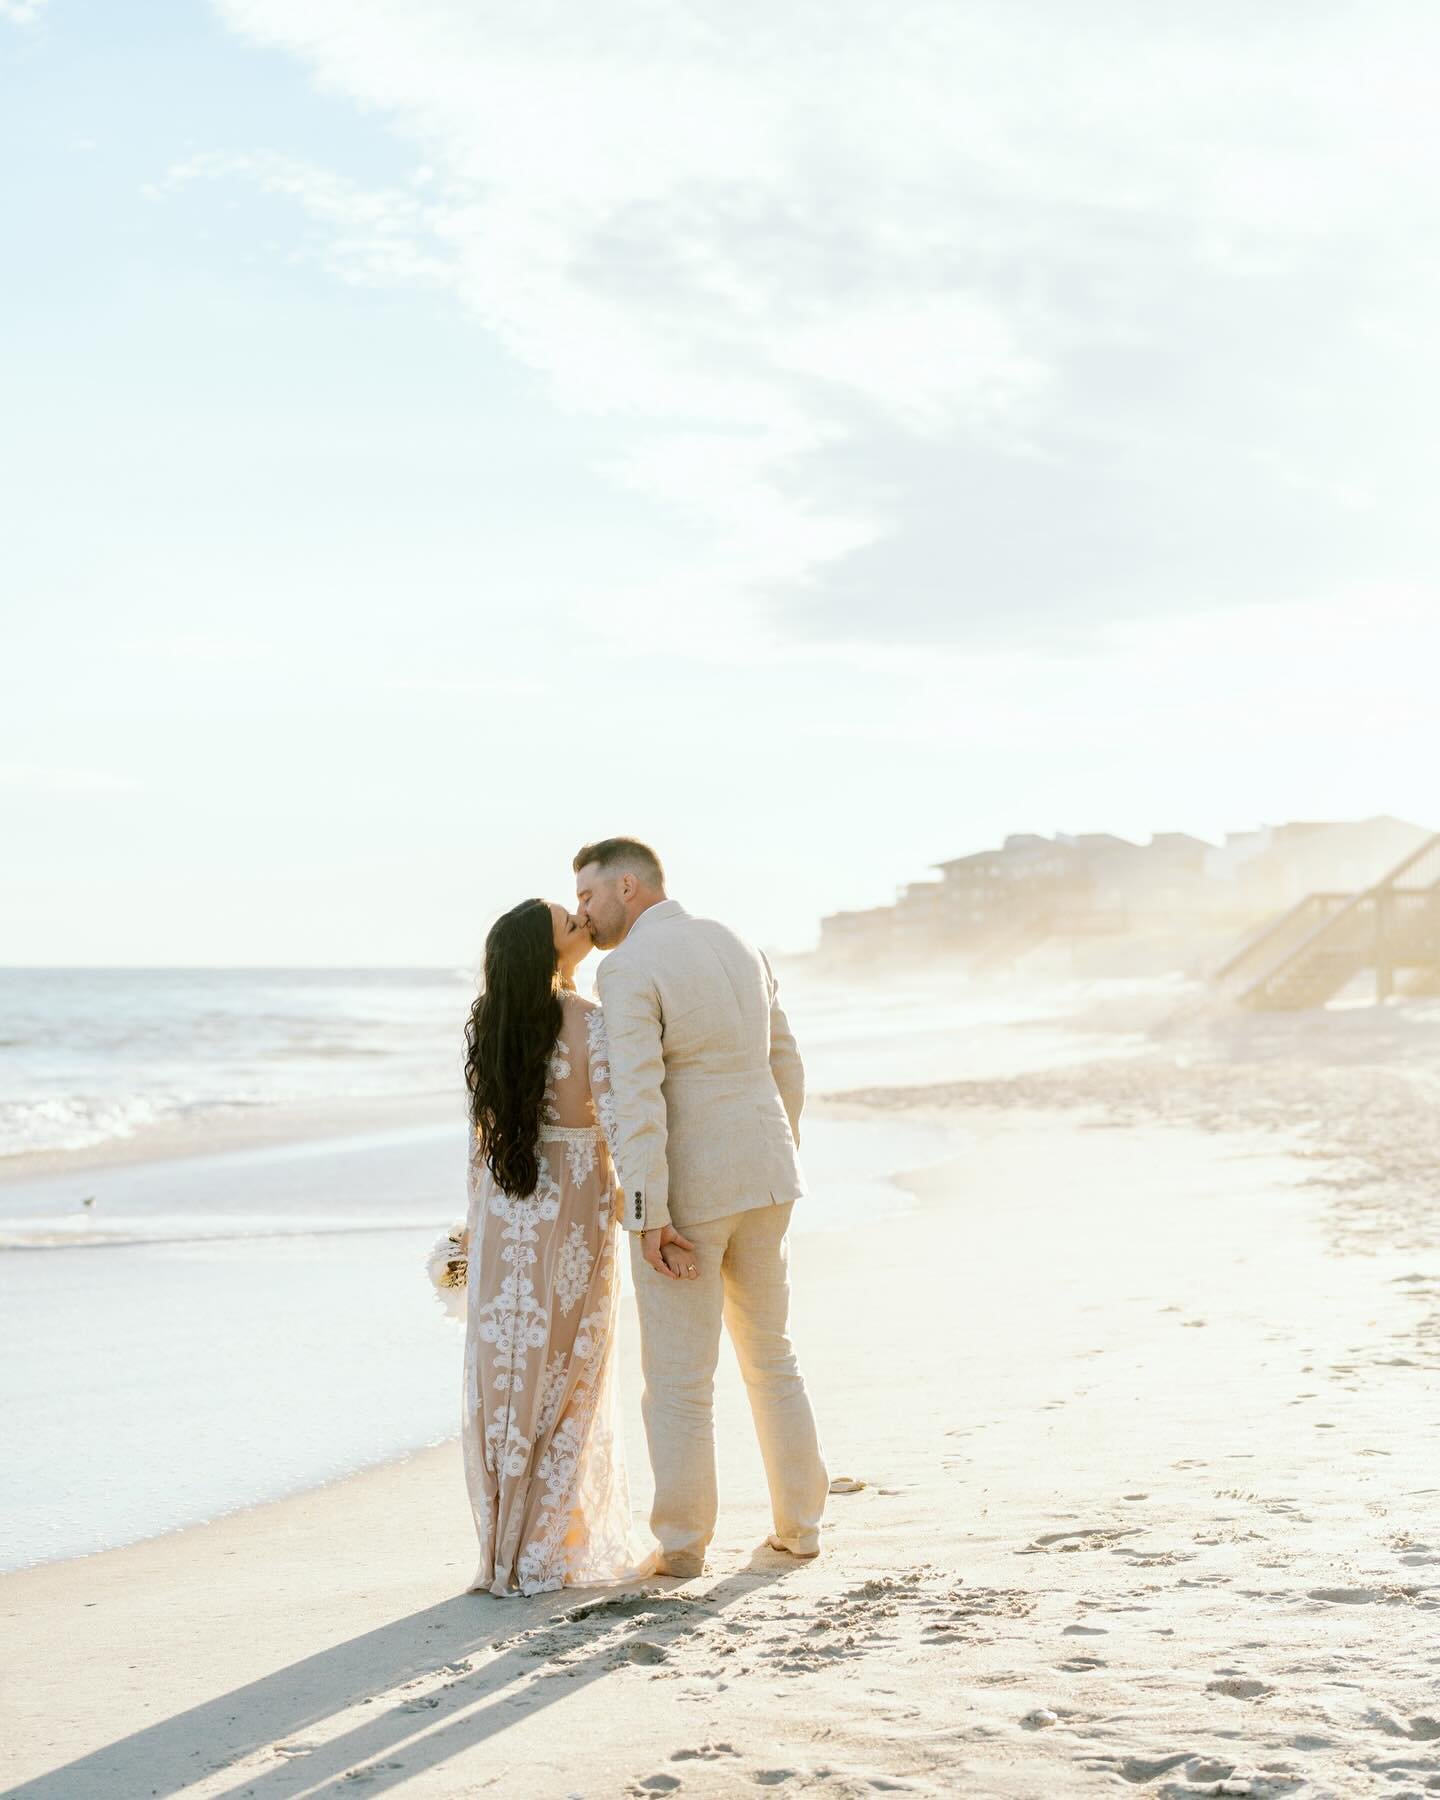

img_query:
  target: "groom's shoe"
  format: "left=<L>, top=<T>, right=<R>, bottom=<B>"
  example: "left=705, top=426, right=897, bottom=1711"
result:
left=654, top=1551, right=706, bottom=1579
left=766, top=1533, right=820, bottom=1560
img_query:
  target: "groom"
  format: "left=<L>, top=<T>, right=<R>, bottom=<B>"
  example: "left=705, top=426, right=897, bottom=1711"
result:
left=574, top=836, right=829, bottom=1578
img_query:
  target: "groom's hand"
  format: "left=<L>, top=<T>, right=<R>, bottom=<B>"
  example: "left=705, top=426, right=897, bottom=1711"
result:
left=642, top=1224, right=697, bottom=1281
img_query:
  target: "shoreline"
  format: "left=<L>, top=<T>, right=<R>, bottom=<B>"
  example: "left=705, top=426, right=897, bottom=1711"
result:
left=5, top=1105, right=1437, bottom=1797
left=0, top=1090, right=462, bottom=1186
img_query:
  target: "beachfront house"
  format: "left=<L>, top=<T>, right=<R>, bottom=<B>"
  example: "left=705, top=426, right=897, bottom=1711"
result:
left=893, top=880, right=947, bottom=954
left=1059, top=830, right=1216, bottom=923
left=932, top=830, right=1219, bottom=946
left=817, top=905, right=897, bottom=964
left=932, top=834, right=1080, bottom=936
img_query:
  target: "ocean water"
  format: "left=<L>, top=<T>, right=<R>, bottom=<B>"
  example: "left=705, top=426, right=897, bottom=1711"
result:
left=0, top=966, right=468, bottom=1161
left=0, top=963, right=1152, bottom=1571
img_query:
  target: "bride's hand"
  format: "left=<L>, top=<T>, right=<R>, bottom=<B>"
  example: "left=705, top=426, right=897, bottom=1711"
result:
left=640, top=1223, right=698, bottom=1281
left=659, top=1238, right=699, bottom=1280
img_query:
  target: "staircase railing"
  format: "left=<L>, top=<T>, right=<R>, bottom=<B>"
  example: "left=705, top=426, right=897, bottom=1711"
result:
left=1392, top=886, right=1440, bottom=950
left=1212, top=892, right=1350, bottom=991
left=1382, top=831, right=1440, bottom=895
left=1242, top=888, right=1377, bottom=1007
left=1227, top=832, right=1440, bottom=1007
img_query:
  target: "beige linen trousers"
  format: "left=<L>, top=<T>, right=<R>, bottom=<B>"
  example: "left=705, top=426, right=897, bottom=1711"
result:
left=596, top=900, right=829, bottom=1570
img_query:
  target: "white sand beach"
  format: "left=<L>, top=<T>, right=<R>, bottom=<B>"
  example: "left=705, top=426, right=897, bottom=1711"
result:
left=4, top=1017, right=1438, bottom=1798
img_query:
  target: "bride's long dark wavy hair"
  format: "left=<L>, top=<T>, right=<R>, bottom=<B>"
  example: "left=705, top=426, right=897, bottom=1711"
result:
left=463, top=899, right=563, bottom=1199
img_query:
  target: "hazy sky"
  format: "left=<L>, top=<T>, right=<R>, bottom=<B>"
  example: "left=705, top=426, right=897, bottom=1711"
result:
left=4, top=1, right=1438, bottom=964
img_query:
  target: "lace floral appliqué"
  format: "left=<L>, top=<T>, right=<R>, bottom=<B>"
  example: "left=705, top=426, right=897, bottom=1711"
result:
left=554, top=1220, right=594, bottom=1317
left=460, top=1000, right=650, bottom=1598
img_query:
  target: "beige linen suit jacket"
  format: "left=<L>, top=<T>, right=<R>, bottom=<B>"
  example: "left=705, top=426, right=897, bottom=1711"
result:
left=595, top=900, right=806, bottom=1233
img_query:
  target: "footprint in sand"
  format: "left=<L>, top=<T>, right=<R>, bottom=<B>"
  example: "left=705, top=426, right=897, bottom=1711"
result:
left=1366, top=1711, right=1440, bottom=1741
left=631, top=1777, right=682, bottom=1795
left=1113, top=1752, right=1192, bottom=1782
left=567, top=1591, right=673, bottom=1624
left=1207, top=1677, right=1274, bottom=1700
left=1096, top=1753, right=1248, bottom=1788
left=1021, top=1527, right=1139, bottom=1554
left=672, top=1742, right=738, bottom=1761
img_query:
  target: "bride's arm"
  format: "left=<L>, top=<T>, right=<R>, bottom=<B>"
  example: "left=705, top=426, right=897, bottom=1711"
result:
left=582, top=1003, right=624, bottom=1223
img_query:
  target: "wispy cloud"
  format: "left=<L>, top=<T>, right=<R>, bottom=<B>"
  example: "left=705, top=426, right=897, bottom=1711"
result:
left=198, top=1, right=1440, bottom=646
left=160, top=153, right=452, bottom=288
left=0, top=0, right=51, bottom=24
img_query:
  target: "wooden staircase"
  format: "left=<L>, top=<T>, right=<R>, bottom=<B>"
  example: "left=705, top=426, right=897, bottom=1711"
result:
left=1214, top=834, right=1440, bottom=1009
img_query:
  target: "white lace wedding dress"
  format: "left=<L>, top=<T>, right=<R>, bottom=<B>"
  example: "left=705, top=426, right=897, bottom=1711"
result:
left=461, top=993, right=655, bottom=1597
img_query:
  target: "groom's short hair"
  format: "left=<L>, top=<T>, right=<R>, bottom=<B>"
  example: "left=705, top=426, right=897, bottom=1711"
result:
left=573, top=837, right=666, bottom=889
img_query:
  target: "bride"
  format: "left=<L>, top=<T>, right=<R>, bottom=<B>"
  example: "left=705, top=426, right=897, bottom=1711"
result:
left=459, top=898, right=671, bottom=1596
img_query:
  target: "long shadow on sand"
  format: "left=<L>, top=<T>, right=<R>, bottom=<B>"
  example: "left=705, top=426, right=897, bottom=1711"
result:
left=6, top=1562, right=793, bottom=1800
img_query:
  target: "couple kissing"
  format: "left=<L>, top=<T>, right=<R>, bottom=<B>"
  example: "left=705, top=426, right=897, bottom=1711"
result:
left=458, top=837, right=828, bottom=1598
